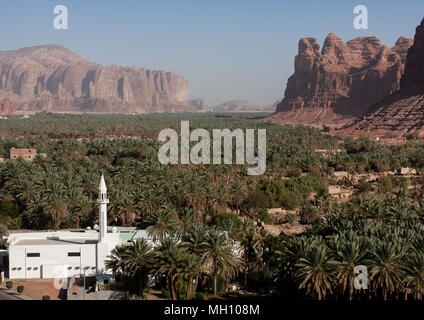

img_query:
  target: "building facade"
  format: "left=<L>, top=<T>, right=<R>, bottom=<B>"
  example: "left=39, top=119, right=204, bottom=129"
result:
left=10, top=148, right=37, bottom=161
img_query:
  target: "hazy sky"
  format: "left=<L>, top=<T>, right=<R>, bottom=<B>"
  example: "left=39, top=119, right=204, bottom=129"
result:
left=1, top=0, right=423, bottom=106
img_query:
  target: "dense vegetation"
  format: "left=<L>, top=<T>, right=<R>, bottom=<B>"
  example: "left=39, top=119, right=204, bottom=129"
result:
left=1, top=113, right=424, bottom=300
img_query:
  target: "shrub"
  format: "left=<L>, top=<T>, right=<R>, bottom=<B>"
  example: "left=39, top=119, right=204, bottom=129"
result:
left=378, top=176, right=393, bottom=193
left=284, top=213, right=297, bottom=224
left=42, top=295, right=50, bottom=300
left=258, top=209, right=271, bottom=224
left=208, top=212, right=241, bottom=230
left=299, top=204, right=321, bottom=225
left=285, top=166, right=302, bottom=178
left=356, top=179, right=371, bottom=193
left=17, top=286, right=24, bottom=294
left=243, top=191, right=269, bottom=210
left=6, top=281, right=12, bottom=289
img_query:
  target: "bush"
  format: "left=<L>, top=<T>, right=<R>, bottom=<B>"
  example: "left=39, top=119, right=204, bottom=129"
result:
left=258, top=209, right=271, bottom=224
left=17, top=286, right=24, bottom=294
left=285, top=167, right=302, bottom=178
left=356, top=179, right=371, bottom=193
left=6, top=281, right=12, bottom=289
left=299, top=204, right=321, bottom=225
left=42, top=295, right=50, bottom=300
left=284, top=213, right=297, bottom=224
left=378, top=176, right=393, bottom=193
left=208, top=213, right=241, bottom=230
left=242, top=191, right=269, bottom=210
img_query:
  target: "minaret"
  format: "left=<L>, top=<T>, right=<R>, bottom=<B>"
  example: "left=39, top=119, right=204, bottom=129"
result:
left=97, top=175, right=109, bottom=242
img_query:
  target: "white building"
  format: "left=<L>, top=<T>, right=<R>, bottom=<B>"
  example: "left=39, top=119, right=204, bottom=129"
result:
left=6, top=175, right=121, bottom=279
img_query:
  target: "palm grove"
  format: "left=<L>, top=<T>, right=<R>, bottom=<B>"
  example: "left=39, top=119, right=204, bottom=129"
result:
left=1, top=113, right=424, bottom=299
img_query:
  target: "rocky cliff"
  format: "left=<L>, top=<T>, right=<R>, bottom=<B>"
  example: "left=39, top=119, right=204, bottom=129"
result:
left=271, top=34, right=413, bottom=123
left=0, top=45, right=196, bottom=113
left=0, top=98, right=14, bottom=115
left=341, top=18, right=424, bottom=137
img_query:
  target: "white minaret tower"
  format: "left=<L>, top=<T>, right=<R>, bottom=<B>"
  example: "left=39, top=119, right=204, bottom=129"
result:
left=97, top=175, right=109, bottom=242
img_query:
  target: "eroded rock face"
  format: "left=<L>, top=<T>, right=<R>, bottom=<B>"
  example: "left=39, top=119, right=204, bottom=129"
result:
left=274, top=34, right=413, bottom=122
left=0, top=45, right=195, bottom=113
left=0, top=98, right=14, bottom=115
left=341, top=18, right=424, bottom=137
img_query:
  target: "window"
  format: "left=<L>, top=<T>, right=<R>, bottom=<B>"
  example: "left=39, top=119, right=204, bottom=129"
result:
left=68, top=252, right=80, bottom=257
left=27, top=253, right=40, bottom=257
left=34, top=267, right=38, bottom=271
left=27, top=267, right=32, bottom=270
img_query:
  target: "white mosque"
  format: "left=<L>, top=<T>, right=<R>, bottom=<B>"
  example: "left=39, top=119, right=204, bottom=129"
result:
left=4, top=175, right=135, bottom=280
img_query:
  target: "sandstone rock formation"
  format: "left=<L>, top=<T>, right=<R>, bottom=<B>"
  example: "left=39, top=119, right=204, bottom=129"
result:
left=0, top=45, right=197, bottom=113
left=0, top=98, right=14, bottom=115
left=270, top=34, right=413, bottom=124
left=341, top=18, right=424, bottom=137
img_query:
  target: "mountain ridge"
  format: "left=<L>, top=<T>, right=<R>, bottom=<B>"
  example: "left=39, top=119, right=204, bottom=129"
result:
left=0, top=44, right=198, bottom=113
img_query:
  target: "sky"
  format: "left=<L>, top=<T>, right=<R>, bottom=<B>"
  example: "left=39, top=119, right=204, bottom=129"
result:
left=1, top=0, right=424, bottom=106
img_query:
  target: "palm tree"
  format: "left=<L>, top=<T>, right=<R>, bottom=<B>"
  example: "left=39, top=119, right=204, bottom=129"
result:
left=238, top=223, right=261, bottom=290
left=105, top=244, right=127, bottom=277
left=203, top=229, right=241, bottom=296
left=366, top=242, right=406, bottom=300
left=182, top=222, right=209, bottom=295
left=116, top=194, right=137, bottom=226
left=120, top=239, right=155, bottom=298
left=296, top=242, right=335, bottom=300
left=146, top=208, right=178, bottom=241
left=177, top=208, right=194, bottom=234
left=155, top=238, right=186, bottom=300
left=333, top=239, right=366, bottom=300
left=44, top=196, right=68, bottom=228
left=179, top=255, right=202, bottom=300
left=404, top=253, right=424, bottom=300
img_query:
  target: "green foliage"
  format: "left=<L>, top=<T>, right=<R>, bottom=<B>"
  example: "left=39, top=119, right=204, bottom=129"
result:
left=276, top=195, right=424, bottom=300
left=258, top=209, right=271, bottom=224
left=299, top=204, right=321, bottom=225
left=257, top=177, right=326, bottom=209
left=208, top=213, right=241, bottom=230
left=6, top=281, right=12, bottom=289
left=377, top=176, right=394, bottom=193
left=242, top=191, right=269, bottom=210
left=17, top=286, right=24, bottom=294
left=356, top=179, right=371, bottom=193
left=42, top=295, right=50, bottom=300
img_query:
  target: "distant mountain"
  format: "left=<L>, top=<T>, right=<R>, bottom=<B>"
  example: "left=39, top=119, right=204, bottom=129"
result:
left=0, top=45, right=198, bottom=113
left=212, top=100, right=273, bottom=112
left=269, top=34, right=413, bottom=124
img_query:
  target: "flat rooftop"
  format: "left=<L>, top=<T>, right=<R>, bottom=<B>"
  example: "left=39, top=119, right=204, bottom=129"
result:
left=13, top=238, right=98, bottom=246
